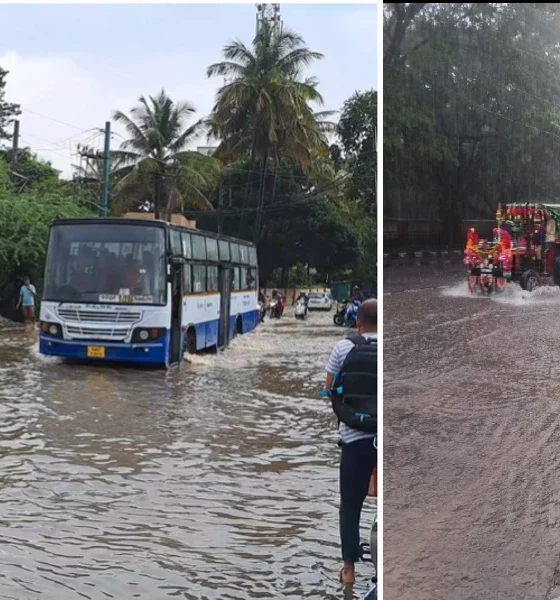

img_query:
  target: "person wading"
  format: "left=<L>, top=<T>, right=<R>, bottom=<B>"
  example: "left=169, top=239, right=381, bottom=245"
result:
left=324, top=299, right=377, bottom=585
left=16, top=276, right=37, bottom=325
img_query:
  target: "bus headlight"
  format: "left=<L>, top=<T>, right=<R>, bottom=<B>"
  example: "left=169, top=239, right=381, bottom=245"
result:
left=131, top=328, right=165, bottom=343
left=40, top=321, right=62, bottom=338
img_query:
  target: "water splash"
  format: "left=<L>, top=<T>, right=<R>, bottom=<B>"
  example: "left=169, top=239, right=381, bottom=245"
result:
left=442, top=278, right=560, bottom=307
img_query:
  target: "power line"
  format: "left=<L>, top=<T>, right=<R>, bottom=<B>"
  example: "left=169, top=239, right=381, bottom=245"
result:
left=19, top=106, right=86, bottom=131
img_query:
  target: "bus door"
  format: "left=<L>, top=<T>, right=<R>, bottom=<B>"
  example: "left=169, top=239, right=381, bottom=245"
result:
left=169, top=260, right=184, bottom=364
left=218, top=267, right=233, bottom=348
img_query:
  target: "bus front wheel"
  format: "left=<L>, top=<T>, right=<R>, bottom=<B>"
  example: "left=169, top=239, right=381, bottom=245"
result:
left=236, top=316, right=243, bottom=336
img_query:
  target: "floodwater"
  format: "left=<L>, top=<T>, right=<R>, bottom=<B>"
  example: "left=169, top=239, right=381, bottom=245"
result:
left=0, top=310, right=375, bottom=599
left=384, top=263, right=560, bottom=600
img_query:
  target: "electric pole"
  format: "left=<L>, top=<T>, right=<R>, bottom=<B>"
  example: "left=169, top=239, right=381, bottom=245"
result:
left=101, top=121, right=111, bottom=218
left=12, top=119, right=19, bottom=154
left=77, top=122, right=111, bottom=217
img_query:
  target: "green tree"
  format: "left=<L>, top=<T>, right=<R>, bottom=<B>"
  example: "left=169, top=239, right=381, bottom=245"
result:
left=0, top=67, right=20, bottom=142
left=337, top=90, right=377, bottom=212
left=0, top=156, right=91, bottom=318
left=1, top=148, right=60, bottom=193
left=113, top=90, right=220, bottom=220
left=384, top=3, right=560, bottom=246
left=207, top=21, right=334, bottom=243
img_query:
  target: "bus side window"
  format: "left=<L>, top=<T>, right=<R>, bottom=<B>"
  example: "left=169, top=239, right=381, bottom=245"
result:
left=206, top=237, right=218, bottom=261
left=248, top=246, right=257, bottom=266
left=240, top=267, right=248, bottom=290
left=170, top=229, right=182, bottom=256
left=181, top=232, right=192, bottom=259
left=219, top=240, right=230, bottom=261
left=240, top=245, right=248, bottom=264
left=193, top=264, right=206, bottom=293
left=230, top=243, right=240, bottom=263
left=233, top=267, right=241, bottom=290
left=207, top=266, right=218, bottom=292
left=183, top=264, right=192, bottom=294
left=192, top=235, right=206, bottom=260
left=247, top=268, right=257, bottom=290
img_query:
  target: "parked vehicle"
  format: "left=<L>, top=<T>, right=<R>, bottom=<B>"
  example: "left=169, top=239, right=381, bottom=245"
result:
left=307, top=292, right=333, bottom=311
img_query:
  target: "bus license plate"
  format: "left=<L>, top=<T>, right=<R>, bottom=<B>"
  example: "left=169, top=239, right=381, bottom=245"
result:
left=480, top=268, right=492, bottom=273
left=87, top=346, right=105, bottom=359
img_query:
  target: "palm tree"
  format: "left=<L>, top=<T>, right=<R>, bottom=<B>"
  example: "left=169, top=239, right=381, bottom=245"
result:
left=112, top=90, right=220, bottom=220
left=207, top=22, right=335, bottom=241
left=207, top=21, right=332, bottom=170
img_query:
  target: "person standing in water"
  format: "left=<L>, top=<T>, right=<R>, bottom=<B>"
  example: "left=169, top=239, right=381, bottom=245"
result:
left=16, top=276, right=37, bottom=324
left=324, top=299, right=377, bottom=586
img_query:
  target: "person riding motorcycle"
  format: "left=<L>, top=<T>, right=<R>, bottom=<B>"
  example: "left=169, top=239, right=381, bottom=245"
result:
left=270, top=289, right=284, bottom=318
left=346, top=287, right=362, bottom=323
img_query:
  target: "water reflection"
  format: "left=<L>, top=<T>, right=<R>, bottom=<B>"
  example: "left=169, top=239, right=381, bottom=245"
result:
left=0, top=313, right=373, bottom=599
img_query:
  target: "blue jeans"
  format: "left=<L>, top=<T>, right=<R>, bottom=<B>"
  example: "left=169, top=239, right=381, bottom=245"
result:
left=339, top=437, right=377, bottom=563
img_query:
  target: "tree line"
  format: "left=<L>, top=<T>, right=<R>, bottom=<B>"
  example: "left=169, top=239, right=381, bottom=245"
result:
left=384, top=3, right=560, bottom=243
left=0, top=21, right=376, bottom=314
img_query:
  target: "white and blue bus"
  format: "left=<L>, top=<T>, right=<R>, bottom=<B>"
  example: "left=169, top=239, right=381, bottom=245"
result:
left=39, top=217, right=259, bottom=366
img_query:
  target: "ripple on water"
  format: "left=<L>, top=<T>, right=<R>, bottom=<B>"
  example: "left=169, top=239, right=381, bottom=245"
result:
left=0, top=311, right=374, bottom=599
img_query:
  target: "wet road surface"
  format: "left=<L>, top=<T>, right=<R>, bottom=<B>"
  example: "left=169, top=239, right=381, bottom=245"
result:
left=0, top=311, right=374, bottom=599
left=384, top=264, right=560, bottom=600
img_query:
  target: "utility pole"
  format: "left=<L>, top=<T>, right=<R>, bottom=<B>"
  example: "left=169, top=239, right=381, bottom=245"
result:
left=101, top=121, right=111, bottom=218
left=12, top=119, right=19, bottom=155
left=218, top=183, right=224, bottom=235
left=77, top=122, right=111, bottom=217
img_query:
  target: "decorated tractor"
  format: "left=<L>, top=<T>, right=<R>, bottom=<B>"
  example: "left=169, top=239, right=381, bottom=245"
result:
left=464, top=203, right=560, bottom=294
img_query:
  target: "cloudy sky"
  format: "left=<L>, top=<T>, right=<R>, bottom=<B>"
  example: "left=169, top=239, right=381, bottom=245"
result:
left=0, top=3, right=377, bottom=177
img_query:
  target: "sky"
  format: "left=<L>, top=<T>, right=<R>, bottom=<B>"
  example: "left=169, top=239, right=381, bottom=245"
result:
left=0, top=3, right=377, bottom=177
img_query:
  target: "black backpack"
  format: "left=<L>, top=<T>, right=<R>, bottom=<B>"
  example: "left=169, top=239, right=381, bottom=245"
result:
left=331, top=335, right=377, bottom=433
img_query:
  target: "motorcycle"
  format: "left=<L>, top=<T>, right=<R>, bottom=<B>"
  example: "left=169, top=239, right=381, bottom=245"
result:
left=294, top=298, right=307, bottom=320
left=333, top=301, right=348, bottom=326
left=269, top=298, right=283, bottom=319
left=333, top=299, right=358, bottom=327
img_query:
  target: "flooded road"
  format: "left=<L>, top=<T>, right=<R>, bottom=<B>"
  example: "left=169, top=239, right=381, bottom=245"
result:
left=384, top=264, right=560, bottom=600
left=0, top=311, right=374, bottom=599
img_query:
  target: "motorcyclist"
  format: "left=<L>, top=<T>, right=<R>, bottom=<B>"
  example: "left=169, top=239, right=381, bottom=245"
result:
left=352, top=286, right=364, bottom=303
left=271, top=289, right=284, bottom=318
left=346, top=287, right=362, bottom=323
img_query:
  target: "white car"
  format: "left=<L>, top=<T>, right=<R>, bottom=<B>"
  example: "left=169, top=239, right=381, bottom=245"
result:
left=307, top=292, right=333, bottom=311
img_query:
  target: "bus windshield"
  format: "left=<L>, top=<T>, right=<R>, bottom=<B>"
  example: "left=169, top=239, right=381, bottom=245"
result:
left=43, top=223, right=167, bottom=305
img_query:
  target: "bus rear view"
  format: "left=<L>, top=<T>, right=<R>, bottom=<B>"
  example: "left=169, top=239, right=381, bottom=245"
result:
left=39, top=219, right=169, bottom=365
